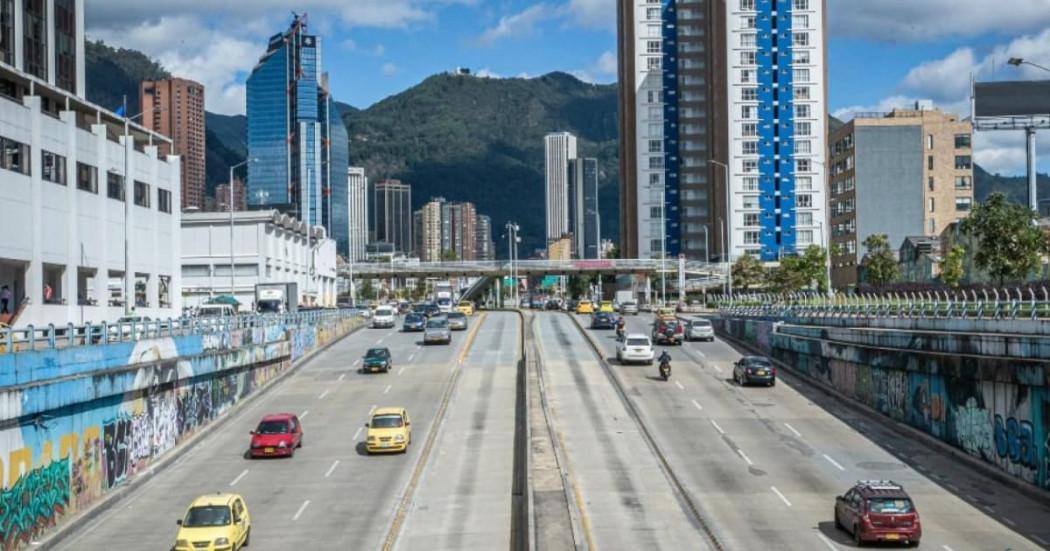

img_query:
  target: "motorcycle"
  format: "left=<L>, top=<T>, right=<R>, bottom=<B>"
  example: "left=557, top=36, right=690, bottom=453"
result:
left=659, top=359, right=671, bottom=381
left=616, top=325, right=625, bottom=341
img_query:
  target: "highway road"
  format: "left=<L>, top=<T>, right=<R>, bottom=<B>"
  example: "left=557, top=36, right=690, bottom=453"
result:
left=55, top=311, right=519, bottom=551
left=573, top=311, right=1049, bottom=550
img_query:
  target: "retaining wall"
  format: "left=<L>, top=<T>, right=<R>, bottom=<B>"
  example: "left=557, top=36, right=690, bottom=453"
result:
left=0, top=315, right=361, bottom=550
left=717, top=317, right=1050, bottom=495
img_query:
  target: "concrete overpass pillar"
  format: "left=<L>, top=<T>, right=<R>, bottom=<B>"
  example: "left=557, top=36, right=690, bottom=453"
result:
left=496, top=278, right=503, bottom=309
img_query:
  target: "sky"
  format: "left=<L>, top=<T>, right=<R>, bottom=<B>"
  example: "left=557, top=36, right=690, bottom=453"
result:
left=87, top=0, right=1050, bottom=176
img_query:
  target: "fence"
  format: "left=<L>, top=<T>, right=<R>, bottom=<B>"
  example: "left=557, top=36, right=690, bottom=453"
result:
left=0, top=308, right=365, bottom=353
left=717, top=287, right=1050, bottom=321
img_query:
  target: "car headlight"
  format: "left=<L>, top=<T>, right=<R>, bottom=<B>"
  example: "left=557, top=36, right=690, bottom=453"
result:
left=394, top=434, right=405, bottom=442
left=176, top=540, right=189, bottom=548
left=278, top=441, right=288, bottom=448
left=367, top=435, right=376, bottom=441
left=215, top=537, right=230, bottom=546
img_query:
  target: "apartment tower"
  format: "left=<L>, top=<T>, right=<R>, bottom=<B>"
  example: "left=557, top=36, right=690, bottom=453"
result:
left=544, top=132, right=578, bottom=241
left=348, top=167, right=369, bottom=261
left=372, top=179, right=413, bottom=255
left=140, top=78, right=206, bottom=210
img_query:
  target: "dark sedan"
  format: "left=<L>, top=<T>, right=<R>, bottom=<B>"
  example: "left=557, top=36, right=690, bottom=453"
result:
left=733, top=356, right=776, bottom=386
left=402, top=313, right=426, bottom=332
left=591, top=312, right=617, bottom=330
left=363, top=347, right=393, bottom=374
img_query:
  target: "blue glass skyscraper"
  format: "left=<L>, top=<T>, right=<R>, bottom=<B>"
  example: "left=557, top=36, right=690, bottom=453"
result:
left=247, top=14, right=350, bottom=256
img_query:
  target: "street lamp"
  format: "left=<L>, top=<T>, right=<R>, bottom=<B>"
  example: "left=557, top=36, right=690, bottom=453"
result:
left=505, top=222, right=520, bottom=307
left=709, top=159, right=733, bottom=299
left=228, top=158, right=258, bottom=304
left=120, top=97, right=162, bottom=316
left=1008, top=57, right=1050, bottom=74
left=1007, top=58, right=1048, bottom=214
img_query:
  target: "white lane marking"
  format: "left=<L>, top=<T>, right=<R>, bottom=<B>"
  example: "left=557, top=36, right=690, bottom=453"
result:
left=691, top=399, right=703, bottom=411
left=771, top=486, right=792, bottom=507
left=1031, top=534, right=1049, bottom=546
left=945, top=483, right=959, bottom=492
left=353, top=359, right=361, bottom=366
left=711, top=364, right=723, bottom=373
left=408, top=353, right=415, bottom=361
left=965, top=494, right=979, bottom=502
left=383, top=385, right=392, bottom=394
left=817, top=534, right=839, bottom=550
left=229, top=469, right=249, bottom=487
left=1002, top=517, right=1017, bottom=527
left=398, top=367, right=405, bottom=376
left=674, top=380, right=685, bottom=390
left=941, top=546, right=953, bottom=551
left=784, top=423, right=802, bottom=438
left=368, top=404, right=377, bottom=415
left=823, top=454, right=846, bottom=471
left=982, top=505, right=995, bottom=514
left=292, top=500, right=311, bottom=521
left=318, top=389, right=330, bottom=400
left=300, top=410, right=309, bottom=419
left=352, top=427, right=363, bottom=441
left=710, top=419, right=725, bottom=435
left=325, top=460, right=340, bottom=478
left=338, top=373, right=346, bottom=382
left=376, top=338, right=384, bottom=344
left=737, top=448, right=754, bottom=466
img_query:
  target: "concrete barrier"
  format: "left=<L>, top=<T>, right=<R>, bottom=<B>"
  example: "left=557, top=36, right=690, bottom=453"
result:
left=0, top=313, right=363, bottom=549
left=716, top=316, right=1050, bottom=498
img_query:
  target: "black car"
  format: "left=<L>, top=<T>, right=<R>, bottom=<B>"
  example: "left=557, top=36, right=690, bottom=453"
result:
left=545, top=299, right=562, bottom=311
left=591, top=312, right=617, bottom=330
left=412, top=303, right=429, bottom=316
left=363, top=347, right=393, bottom=374
left=733, top=356, right=776, bottom=386
left=402, top=313, right=426, bottom=332
left=422, top=304, right=441, bottom=318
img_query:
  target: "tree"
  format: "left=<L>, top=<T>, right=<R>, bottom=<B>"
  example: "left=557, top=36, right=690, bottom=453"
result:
left=861, top=234, right=899, bottom=287
left=568, top=274, right=595, bottom=299
left=732, top=255, right=766, bottom=292
left=960, top=192, right=1047, bottom=287
left=799, top=246, right=829, bottom=294
left=441, top=250, right=458, bottom=261
left=359, top=279, right=376, bottom=301
left=940, top=245, right=965, bottom=289
left=768, top=255, right=809, bottom=293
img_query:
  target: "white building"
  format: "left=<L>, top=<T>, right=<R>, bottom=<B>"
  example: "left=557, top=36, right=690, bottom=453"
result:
left=544, top=132, right=577, bottom=241
left=181, top=211, right=337, bottom=310
left=726, top=0, right=828, bottom=261
left=0, top=0, right=184, bottom=327
left=348, top=166, right=368, bottom=261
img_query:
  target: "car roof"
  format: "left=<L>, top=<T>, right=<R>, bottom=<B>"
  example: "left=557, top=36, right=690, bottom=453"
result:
left=259, top=413, right=294, bottom=422
left=743, top=355, right=770, bottom=362
left=852, top=480, right=910, bottom=499
left=366, top=347, right=390, bottom=354
left=373, top=407, right=405, bottom=416
left=625, top=333, right=650, bottom=340
left=189, top=493, right=240, bottom=507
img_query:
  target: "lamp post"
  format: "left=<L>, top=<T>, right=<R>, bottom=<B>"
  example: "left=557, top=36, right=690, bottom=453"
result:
left=709, top=160, right=733, bottom=299
left=228, top=158, right=257, bottom=303
left=660, top=185, right=667, bottom=306
left=120, top=97, right=161, bottom=316
left=1007, top=57, right=1048, bottom=214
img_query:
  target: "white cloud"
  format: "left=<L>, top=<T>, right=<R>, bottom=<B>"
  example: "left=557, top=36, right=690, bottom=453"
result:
left=381, top=62, right=399, bottom=76
left=901, top=48, right=977, bottom=104
left=829, top=0, right=1050, bottom=42
left=474, top=68, right=502, bottom=78
left=478, top=4, right=552, bottom=45
left=570, top=49, right=617, bottom=84
left=565, top=0, right=614, bottom=30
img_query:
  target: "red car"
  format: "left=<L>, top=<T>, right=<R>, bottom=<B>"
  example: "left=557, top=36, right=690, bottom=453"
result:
left=835, top=480, right=921, bottom=547
left=651, top=319, right=684, bottom=345
left=249, top=414, right=303, bottom=458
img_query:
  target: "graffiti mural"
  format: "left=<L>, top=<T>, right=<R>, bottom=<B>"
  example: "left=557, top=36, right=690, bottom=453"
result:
left=0, top=458, right=70, bottom=550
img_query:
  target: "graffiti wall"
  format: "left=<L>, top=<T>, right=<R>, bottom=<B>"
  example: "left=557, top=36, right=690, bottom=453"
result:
left=0, top=316, right=362, bottom=550
left=718, top=317, right=1050, bottom=494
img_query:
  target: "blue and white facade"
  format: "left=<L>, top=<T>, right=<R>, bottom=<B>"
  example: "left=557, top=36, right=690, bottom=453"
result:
left=727, top=0, right=827, bottom=261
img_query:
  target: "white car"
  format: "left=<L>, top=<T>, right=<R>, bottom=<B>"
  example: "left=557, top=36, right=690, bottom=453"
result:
left=617, top=334, right=654, bottom=365
left=436, top=297, right=453, bottom=313
left=372, top=307, right=396, bottom=329
left=686, top=318, right=715, bottom=342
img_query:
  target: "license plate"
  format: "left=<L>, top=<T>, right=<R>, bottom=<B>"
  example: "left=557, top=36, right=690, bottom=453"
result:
left=264, top=447, right=274, bottom=453
left=756, top=370, right=767, bottom=375
left=884, top=534, right=900, bottom=541
left=382, top=441, right=390, bottom=448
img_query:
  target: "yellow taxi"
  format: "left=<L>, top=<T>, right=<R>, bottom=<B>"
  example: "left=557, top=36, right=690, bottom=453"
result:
left=456, top=301, right=475, bottom=316
left=655, top=307, right=677, bottom=320
left=174, top=493, right=251, bottom=551
left=366, top=407, right=412, bottom=454
left=599, top=301, right=615, bottom=313
left=575, top=301, right=594, bottom=314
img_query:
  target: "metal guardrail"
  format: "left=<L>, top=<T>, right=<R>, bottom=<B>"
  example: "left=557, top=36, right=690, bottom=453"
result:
left=345, top=259, right=729, bottom=278
left=716, top=288, right=1050, bottom=321
left=0, top=309, right=366, bottom=354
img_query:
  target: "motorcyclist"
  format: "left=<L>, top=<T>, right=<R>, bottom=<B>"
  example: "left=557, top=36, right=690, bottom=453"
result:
left=616, top=316, right=626, bottom=339
left=658, top=351, right=672, bottom=379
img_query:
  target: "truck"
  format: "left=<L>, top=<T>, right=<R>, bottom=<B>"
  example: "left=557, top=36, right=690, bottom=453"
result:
left=615, top=290, right=636, bottom=308
left=255, top=282, right=299, bottom=314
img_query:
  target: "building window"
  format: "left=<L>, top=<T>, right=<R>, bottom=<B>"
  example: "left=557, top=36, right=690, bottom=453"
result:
left=744, top=213, right=760, bottom=226
left=797, top=230, right=813, bottom=245
left=743, top=195, right=759, bottom=209
left=647, top=57, right=661, bottom=71
left=928, top=197, right=935, bottom=212
left=795, top=104, right=811, bottom=118
left=649, top=173, right=662, bottom=185
left=793, top=50, right=810, bottom=64
left=793, top=68, right=810, bottom=82
left=797, top=212, right=813, bottom=225
left=742, top=141, right=758, bottom=155
left=742, top=176, right=759, bottom=191
left=793, top=33, right=810, bottom=47
left=76, top=162, right=97, bottom=193
left=740, top=34, right=756, bottom=47
left=928, top=177, right=935, bottom=191
left=797, top=194, right=812, bottom=208
left=134, top=181, right=150, bottom=207
left=794, top=87, right=810, bottom=100
left=41, top=150, right=66, bottom=184
left=648, top=156, right=664, bottom=169
left=955, top=155, right=972, bottom=169
left=927, top=134, right=934, bottom=150
left=955, top=175, right=972, bottom=189
left=158, top=188, right=172, bottom=213
left=740, top=51, right=756, bottom=66
left=740, top=69, right=754, bottom=83
left=647, top=40, right=661, bottom=54
left=794, top=0, right=809, bottom=9
left=928, top=218, right=936, bottom=233
left=742, top=87, right=758, bottom=101
left=650, top=239, right=663, bottom=253
left=744, top=231, right=760, bottom=245
left=742, top=105, right=756, bottom=119
left=744, top=16, right=756, bottom=29
left=792, top=14, right=809, bottom=28
left=797, top=159, right=811, bottom=172
left=796, top=121, right=812, bottom=136
left=955, top=197, right=972, bottom=211
left=743, top=159, right=758, bottom=173
left=646, top=7, right=660, bottom=20
left=648, top=139, right=663, bottom=153
left=796, top=176, right=813, bottom=190
left=740, top=0, right=755, bottom=9
left=796, top=140, right=812, bottom=154
left=955, top=134, right=972, bottom=148
left=742, top=123, right=758, bottom=137
left=1, top=136, right=29, bottom=175
left=107, top=171, right=125, bottom=201
left=22, top=0, right=47, bottom=80
left=928, top=155, right=934, bottom=170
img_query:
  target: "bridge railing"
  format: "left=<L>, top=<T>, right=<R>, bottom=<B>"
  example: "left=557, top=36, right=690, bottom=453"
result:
left=715, top=287, right=1050, bottom=321
left=0, top=308, right=365, bottom=354
left=345, top=259, right=729, bottom=277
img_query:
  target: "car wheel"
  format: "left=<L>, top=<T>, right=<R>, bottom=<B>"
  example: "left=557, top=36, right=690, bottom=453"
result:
left=243, top=527, right=251, bottom=547
left=853, top=525, right=864, bottom=547
left=833, top=509, right=842, bottom=531
left=769, top=380, right=775, bottom=387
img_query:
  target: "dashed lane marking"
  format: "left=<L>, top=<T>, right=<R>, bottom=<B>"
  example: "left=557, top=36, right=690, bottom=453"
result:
left=369, top=404, right=377, bottom=415
left=711, top=364, right=723, bottom=373
left=737, top=448, right=754, bottom=466
left=771, top=486, right=792, bottom=507
left=692, top=399, right=703, bottom=411
left=300, top=410, right=309, bottom=419
left=823, top=454, right=846, bottom=471
left=784, top=423, right=802, bottom=438
left=352, top=427, right=363, bottom=441
left=292, top=500, right=310, bottom=521
left=818, top=534, right=839, bottom=550
left=318, top=389, right=330, bottom=400
left=674, top=380, right=685, bottom=390
left=229, top=469, right=248, bottom=487
left=711, top=419, right=725, bottom=435
left=384, top=385, right=392, bottom=394
left=338, top=373, right=346, bottom=382
left=325, top=460, right=340, bottom=478
left=408, top=353, right=415, bottom=361
left=398, top=367, right=405, bottom=376
left=1002, top=518, right=1017, bottom=527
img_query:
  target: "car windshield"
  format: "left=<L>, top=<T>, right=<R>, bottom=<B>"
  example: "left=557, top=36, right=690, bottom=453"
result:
left=449, top=312, right=466, bottom=320
left=627, top=338, right=650, bottom=347
left=376, top=308, right=393, bottom=316
left=366, top=348, right=387, bottom=358
left=427, top=319, right=448, bottom=329
left=437, top=298, right=451, bottom=305
left=371, top=415, right=404, bottom=428
left=256, top=420, right=289, bottom=434
left=746, top=358, right=772, bottom=367
left=692, top=320, right=711, bottom=327
left=867, top=498, right=914, bottom=513
left=183, top=505, right=231, bottom=527
left=412, top=305, right=427, bottom=313
left=405, top=314, right=422, bottom=323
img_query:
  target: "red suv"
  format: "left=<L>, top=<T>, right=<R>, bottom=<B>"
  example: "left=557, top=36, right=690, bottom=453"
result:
left=835, top=480, right=921, bottom=547
left=249, top=414, right=303, bottom=458
left=651, top=319, right=684, bottom=345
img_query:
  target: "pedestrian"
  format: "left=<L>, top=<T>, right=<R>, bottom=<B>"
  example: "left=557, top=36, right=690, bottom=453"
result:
left=43, top=283, right=53, bottom=304
left=0, top=285, right=10, bottom=314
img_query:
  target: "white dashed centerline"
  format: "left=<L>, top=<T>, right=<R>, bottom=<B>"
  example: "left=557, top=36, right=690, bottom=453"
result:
left=353, top=359, right=361, bottom=366
left=784, top=423, right=802, bottom=438
left=710, top=419, right=725, bottom=435
left=674, top=380, right=685, bottom=390
left=383, top=385, right=392, bottom=394
left=736, top=448, right=754, bottom=466
left=942, top=545, right=955, bottom=551
left=325, top=460, right=340, bottom=478
left=352, top=427, right=363, bottom=441
left=300, top=410, right=309, bottom=419
left=318, top=389, right=330, bottom=400
left=691, top=399, right=703, bottom=411
left=817, top=534, right=839, bottom=550
left=823, top=454, right=846, bottom=471
left=771, top=486, right=792, bottom=507
left=338, top=373, right=346, bottom=382
left=368, top=404, right=377, bottom=415
left=1031, top=534, right=1048, bottom=546
left=292, top=500, right=311, bottom=521
left=711, top=364, right=723, bottom=373
left=408, top=353, right=415, bottom=361
left=229, top=469, right=249, bottom=487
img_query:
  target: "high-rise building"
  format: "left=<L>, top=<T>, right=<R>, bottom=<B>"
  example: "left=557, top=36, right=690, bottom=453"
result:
left=828, top=106, right=974, bottom=289
left=372, top=179, right=413, bottom=254
left=570, top=158, right=601, bottom=259
left=617, top=0, right=727, bottom=261
left=348, top=167, right=369, bottom=261
left=544, top=132, right=578, bottom=241
left=246, top=14, right=350, bottom=255
left=441, top=201, right=477, bottom=261
left=727, top=0, right=828, bottom=261
left=140, top=78, right=206, bottom=210
left=418, top=198, right=444, bottom=262
left=215, top=178, right=246, bottom=212
left=476, top=215, right=495, bottom=261
left=0, top=0, right=85, bottom=97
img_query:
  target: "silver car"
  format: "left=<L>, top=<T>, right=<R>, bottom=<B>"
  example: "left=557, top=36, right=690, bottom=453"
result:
left=423, top=318, right=452, bottom=345
left=686, top=318, right=715, bottom=342
left=620, top=301, right=639, bottom=315
left=447, top=312, right=468, bottom=331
